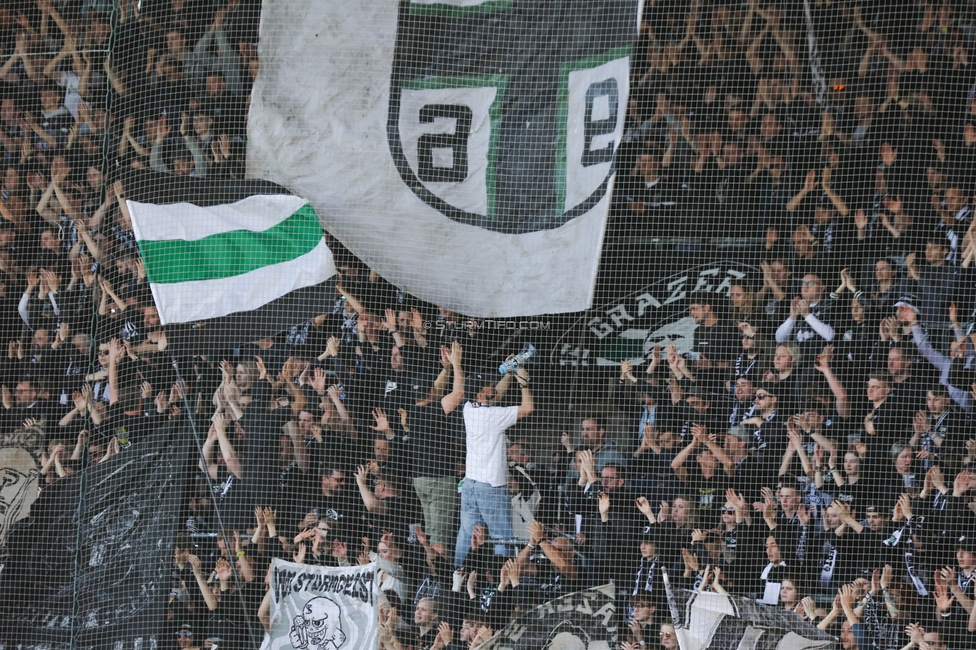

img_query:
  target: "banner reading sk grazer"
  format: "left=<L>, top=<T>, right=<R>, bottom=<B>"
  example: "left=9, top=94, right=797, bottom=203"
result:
left=248, top=0, right=638, bottom=318
left=551, top=261, right=759, bottom=368
left=269, top=559, right=379, bottom=650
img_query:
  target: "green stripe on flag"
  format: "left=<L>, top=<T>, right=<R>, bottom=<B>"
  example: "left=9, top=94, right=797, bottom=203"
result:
left=138, top=203, right=323, bottom=284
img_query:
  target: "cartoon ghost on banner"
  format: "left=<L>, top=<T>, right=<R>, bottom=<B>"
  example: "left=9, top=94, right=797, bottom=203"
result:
left=289, top=596, right=347, bottom=650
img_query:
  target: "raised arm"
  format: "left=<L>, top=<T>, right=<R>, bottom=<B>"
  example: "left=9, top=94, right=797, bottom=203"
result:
left=821, top=168, right=849, bottom=216
left=441, top=341, right=464, bottom=414
left=283, top=420, right=309, bottom=472
left=213, top=413, right=243, bottom=479
left=670, top=434, right=700, bottom=482
left=515, top=366, right=534, bottom=420
left=106, top=338, right=122, bottom=405
left=187, top=554, right=218, bottom=611
left=354, top=465, right=385, bottom=515
left=814, top=345, right=850, bottom=418
left=786, top=169, right=817, bottom=212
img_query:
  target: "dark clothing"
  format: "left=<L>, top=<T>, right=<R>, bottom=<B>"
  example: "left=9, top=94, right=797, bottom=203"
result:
left=407, top=403, right=464, bottom=479
left=691, top=320, right=739, bottom=367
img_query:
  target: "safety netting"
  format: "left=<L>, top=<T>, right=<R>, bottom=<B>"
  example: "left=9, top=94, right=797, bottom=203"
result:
left=1, top=2, right=975, bottom=650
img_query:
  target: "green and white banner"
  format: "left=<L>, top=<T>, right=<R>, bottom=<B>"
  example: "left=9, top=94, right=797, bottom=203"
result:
left=128, top=194, right=336, bottom=326
left=248, top=0, right=638, bottom=317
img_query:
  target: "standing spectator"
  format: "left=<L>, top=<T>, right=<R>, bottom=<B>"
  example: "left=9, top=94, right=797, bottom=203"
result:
left=454, top=365, right=533, bottom=567
left=687, top=291, right=737, bottom=373
left=775, top=273, right=836, bottom=364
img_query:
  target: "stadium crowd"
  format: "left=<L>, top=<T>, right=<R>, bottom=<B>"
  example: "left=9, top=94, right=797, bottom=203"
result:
left=2, top=1, right=976, bottom=650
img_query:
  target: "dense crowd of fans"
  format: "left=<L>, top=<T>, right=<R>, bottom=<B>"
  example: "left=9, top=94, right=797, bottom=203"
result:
left=2, top=1, right=976, bottom=650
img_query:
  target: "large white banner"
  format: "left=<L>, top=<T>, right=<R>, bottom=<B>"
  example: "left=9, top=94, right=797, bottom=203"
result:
left=248, top=0, right=638, bottom=317
left=269, top=560, right=379, bottom=650
left=672, top=590, right=837, bottom=650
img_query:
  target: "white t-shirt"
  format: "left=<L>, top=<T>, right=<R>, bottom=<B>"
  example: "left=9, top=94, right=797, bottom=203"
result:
left=463, top=401, right=519, bottom=487
left=58, top=71, right=82, bottom=120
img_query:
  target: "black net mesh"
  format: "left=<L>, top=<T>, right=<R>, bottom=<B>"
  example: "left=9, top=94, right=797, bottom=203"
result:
left=0, top=1, right=975, bottom=650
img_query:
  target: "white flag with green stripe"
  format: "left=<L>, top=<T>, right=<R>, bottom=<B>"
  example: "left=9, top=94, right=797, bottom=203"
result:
left=127, top=194, right=336, bottom=326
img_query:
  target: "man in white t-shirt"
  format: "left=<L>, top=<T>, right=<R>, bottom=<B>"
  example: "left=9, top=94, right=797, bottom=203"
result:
left=454, top=365, right=534, bottom=567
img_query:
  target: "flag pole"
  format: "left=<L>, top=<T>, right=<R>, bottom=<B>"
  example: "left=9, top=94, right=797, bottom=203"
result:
left=170, top=353, right=259, bottom=645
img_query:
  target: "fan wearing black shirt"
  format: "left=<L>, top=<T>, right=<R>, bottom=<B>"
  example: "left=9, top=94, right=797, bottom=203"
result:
left=407, top=341, right=466, bottom=560
left=687, top=292, right=738, bottom=374
left=301, top=462, right=368, bottom=544
left=739, top=382, right=787, bottom=480
left=514, top=520, right=580, bottom=602
left=884, top=342, right=926, bottom=418
left=671, top=424, right=731, bottom=529
left=861, top=373, right=909, bottom=454
left=719, top=426, right=764, bottom=505
left=807, top=500, right=865, bottom=597
left=667, top=384, right=728, bottom=447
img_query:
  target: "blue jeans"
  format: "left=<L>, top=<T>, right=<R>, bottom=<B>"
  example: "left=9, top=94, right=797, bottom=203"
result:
left=454, top=479, right=514, bottom=567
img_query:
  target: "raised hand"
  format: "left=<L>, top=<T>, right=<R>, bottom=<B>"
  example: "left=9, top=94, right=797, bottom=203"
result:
left=471, top=524, right=486, bottom=551
left=354, top=465, right=369, bottom=485
left=527, top=520, right=545, bottom=547
left=448, top=340, right=462, bottom=366
left=725, top=488, right=747, bottom=513
left=690, top=423, right=709, bottom=443
left=382, top=308, right=397, bottom=332
left=934, top=568, right=954, bottom=612
left=649, top=345, right=662, bottom=367
left=371, top=407, right=390, bottom=432
left=905, top=623, right=925, bottom=645
left=578, top=449, right=597, bottom=482
left=431, top=621, right=454, bottom=650
left=636, top=496, right=654, bottom=519
left=814, top=344, right=834, bottom=372
left=620, top=359, right=636, bottom=382
left=789, top=296, right=801, bottom=320
left=953, top=470, right=975, bottom=497
left=215, top=557, right=232, bottom=581
left=657, top=500, right=670, bottom=522
left=293, top=541, right=307, bottom=564
left=800, top=596, right=817, bottom=620
left=310, top=367, right=328, bottom=393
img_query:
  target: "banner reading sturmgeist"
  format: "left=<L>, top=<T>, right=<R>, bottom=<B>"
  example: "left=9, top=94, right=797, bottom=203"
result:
left=269, top=560, right=379, bottom=650
left=248, top=0, right=638, bottom=317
